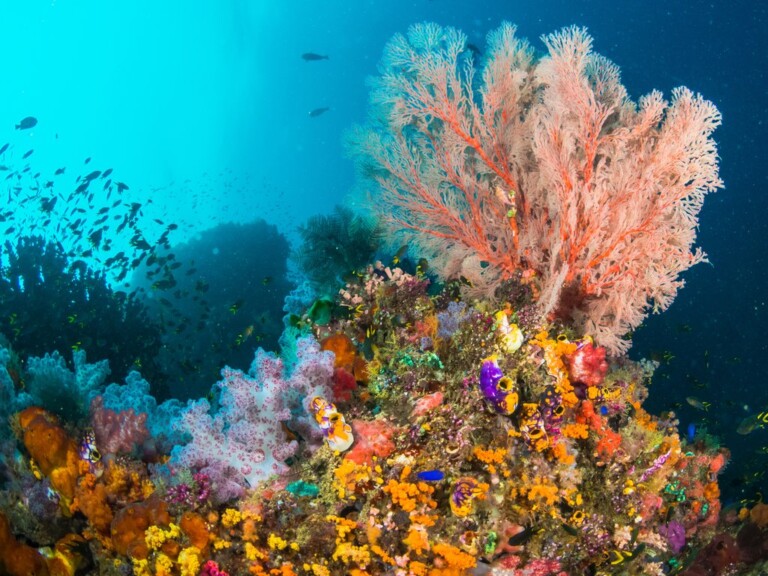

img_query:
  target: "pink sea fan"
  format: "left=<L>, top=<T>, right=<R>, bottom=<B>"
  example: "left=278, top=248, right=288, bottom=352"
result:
left=351, top=23, right=722, bottom=353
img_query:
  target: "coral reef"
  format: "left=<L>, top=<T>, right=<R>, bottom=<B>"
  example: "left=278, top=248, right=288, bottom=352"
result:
left=0, top=263, right=765, bottom=575
left=0, top=19, right=755, bottom=576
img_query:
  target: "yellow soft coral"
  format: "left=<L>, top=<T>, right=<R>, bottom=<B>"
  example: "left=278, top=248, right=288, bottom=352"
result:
left=432, top=543, right=476, bottom=570
left=131, top=559, right=151, bottom=576
left=154, top=554, right=174, bottom=576
left=245, top=542, right=267, bottom=561
left=306, top=564, right=330, bottom=576
left=221, top=508, right=242, bottom=528
left=177, top=547, right=201, bottom=576
left=145, top=523, right=181, bottom=551
left=326, top=515, right=357, bottom=543
left=530, top=331, right=579, bottom=407
left=383, top=479, right=435, bottom=512
left=268, top=533, right=290, bottom=551
left=526, top=478, right=560, bottom=507
left=332, top=542, right=371, bottom=567
left=333, top=459, right=372, bottom=499
left=472, top=446, right=508, bottom=475
left=403, top=525, right=430, bottom=554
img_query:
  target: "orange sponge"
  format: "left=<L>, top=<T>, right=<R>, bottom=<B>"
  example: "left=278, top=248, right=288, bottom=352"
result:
left=16, top=407, right=81, bottom=506
left=111, top=498, right=171, bottom=559
left=0, top=511, right=49, bottom=576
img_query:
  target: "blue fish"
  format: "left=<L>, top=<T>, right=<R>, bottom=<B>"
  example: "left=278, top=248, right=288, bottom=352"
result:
left=687, top=422, right=696, bottom=443
left=417, top=470, right=445, bottom=482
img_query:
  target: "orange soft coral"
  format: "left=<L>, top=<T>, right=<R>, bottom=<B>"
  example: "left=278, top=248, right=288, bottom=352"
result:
left=431, top=542, right=476, bottom=572
left=73, top=480, right=114, bottom=533
left=321, top=333, right=357, bottom=371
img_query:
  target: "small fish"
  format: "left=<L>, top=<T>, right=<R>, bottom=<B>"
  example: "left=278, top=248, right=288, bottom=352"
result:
left=262, top=276, right=273, bottom=286
left=309, top=107, right=330, bottom=118
left=506, top=526, right=541, bottom=546
left=15, top=116, right=37, bottom=130
left=229, top=299, right=245, bottom=314
left=686, top=422, right=696, bottom=443
left=40, top=197, right=57, bottom=213
left=235, top=325, right=255, bottom=346
left=609, top=543, right=645, bottom=565
left=416, top=470, right=444, bottom=482
left=88, top=229, right=103, bottom=248
left=302, top=52, right=329, bottom=61
left=737, top=411, right=768, bottom=435
left=22, top=149, right=34, bottom=159
left=686, top=396, right=710, bottom=411
left=0, top=143, right=8, bottom=155
left=392, top=244, right=408, bottom=265
left=55, top=167, right=66, bottom=175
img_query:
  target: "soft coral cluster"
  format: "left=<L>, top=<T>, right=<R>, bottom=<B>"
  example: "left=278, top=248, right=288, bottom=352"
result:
left=170, top=336, right=334, bottom=503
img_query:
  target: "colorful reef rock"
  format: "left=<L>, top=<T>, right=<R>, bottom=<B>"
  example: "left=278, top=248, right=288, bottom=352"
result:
left=1, top=262, right=767, bottom=575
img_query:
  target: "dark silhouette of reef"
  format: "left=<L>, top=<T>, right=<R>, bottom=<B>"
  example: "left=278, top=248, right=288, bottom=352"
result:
left=132, top=219, right=293, bottom=399
left=0, top=236, right=163, bottom=388
left=293, top=205, right=381, bottom=298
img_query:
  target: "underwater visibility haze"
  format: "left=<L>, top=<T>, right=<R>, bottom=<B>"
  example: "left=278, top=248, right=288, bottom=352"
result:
left=0, top=1, right=767, bottom=575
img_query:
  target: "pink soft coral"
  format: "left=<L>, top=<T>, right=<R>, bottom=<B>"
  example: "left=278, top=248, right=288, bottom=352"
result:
left=90, top=396, right=150, bottom=455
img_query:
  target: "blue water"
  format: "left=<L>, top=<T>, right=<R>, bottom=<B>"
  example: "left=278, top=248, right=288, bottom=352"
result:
left=1, top=0, right=766, bottom=501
